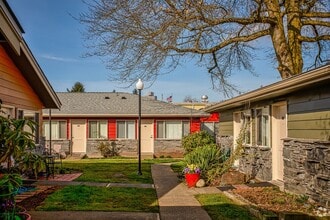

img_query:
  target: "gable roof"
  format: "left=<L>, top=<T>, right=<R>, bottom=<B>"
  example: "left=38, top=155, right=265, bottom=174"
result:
left=43, top=92, right=209, bottom=118
left=0, top=0, right=61, bottom=109
left=205, top=64, right=330, bottom=112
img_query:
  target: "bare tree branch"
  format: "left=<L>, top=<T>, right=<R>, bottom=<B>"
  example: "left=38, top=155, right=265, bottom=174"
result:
left=79, top=0, right=330, bottom=98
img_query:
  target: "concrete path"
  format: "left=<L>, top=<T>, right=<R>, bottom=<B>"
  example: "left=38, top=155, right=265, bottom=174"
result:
left=152, top=163, right=219, bottom=220
left=27, top=163, right=221, bottom=220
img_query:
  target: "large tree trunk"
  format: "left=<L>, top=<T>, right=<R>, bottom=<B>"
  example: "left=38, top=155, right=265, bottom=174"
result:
left=265, top=0, right=299, bottom=79
left=286, top=0, right=303, bottom=75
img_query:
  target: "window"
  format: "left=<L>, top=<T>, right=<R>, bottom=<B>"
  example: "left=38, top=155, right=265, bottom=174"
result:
left=241, top=110, right=252, bottom=145
left=117, top=121, right=135, bottom=139
left=44, top=121, right=67, bottom=140
left=157, top=121, right=190, bottom=139
left=256, top=107, right=270, bottom=147
left=89, top=120, right=107, bottom=139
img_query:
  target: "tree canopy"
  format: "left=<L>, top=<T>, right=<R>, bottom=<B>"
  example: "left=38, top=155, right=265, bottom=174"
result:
left=80, top=0, right=330, bottom=97
left=67, top=82, right=86, bottom=92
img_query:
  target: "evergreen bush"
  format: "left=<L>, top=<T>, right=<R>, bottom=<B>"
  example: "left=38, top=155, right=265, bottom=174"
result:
left=181, top=131, right=215, bottom=154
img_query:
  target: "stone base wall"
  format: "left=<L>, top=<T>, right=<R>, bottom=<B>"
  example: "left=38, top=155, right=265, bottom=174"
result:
left=154, top=140, right=184, bottom=158
left=87, top=140, right=138, bottom=158
left=46, top=139, right=185, bottom=159
left=283, top=138, right=330, bottom=207
left=45, top=140, right=71, bottom=155
left=238, top=146, right=272, bottom=181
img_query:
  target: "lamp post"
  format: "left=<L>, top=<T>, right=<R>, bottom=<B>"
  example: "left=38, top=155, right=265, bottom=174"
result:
left=136, top=79, right=144, bottom=175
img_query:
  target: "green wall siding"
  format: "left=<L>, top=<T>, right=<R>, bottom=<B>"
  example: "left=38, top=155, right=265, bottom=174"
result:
left=288, top=111, right=330, bottom=140
left=219, top=121, right=233, bottom=136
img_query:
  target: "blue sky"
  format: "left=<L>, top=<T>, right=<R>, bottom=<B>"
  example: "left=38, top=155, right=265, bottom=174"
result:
left=8, top=0, right=281, bottom=102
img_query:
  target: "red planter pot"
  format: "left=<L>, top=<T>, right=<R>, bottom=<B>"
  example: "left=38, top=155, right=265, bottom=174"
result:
left=185, top=173, right=200, bottom=188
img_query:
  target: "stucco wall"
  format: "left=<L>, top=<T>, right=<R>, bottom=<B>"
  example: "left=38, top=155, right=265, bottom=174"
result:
left=283, top=138, right=330, bottom=207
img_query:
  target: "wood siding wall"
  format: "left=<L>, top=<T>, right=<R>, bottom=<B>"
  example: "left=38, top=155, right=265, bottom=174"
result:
left=288, top=84, right=330, bottom=140
left=0, top=45, right=43, bottom=110
left=288, top=111, right=330, bottom=140
left=219, top=121, right=233, bottom=136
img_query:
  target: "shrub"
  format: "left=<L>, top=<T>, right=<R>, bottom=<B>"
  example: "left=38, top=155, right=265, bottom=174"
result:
left=181, top=131, right=215, bottom=154
left=97, top=141, right=119, bottom=158
left=184, top=144, right=221, bottom=178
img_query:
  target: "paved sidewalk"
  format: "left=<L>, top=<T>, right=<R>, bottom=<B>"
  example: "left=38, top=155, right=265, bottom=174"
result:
left=26, top=163, right=221, bottom=220
left=152, top=163, right=219, bottom=220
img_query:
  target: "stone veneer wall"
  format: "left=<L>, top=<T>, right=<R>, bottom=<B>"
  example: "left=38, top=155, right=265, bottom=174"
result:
left=87, top=140, right=137, bottom=157
left=154, top=140, right=184, bottom=158
left=45, top=140, right=71, bottom=155
left=46, top=139, right=184, bottom=158
left=216, top=135, right=272, bottom=181
left=283, top=138, right=330, bottom=207
left=238, top=146, right=272, bottom=181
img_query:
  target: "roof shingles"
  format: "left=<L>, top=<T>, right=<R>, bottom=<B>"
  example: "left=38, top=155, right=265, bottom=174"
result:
left=44, top=92, right=209, bottom=118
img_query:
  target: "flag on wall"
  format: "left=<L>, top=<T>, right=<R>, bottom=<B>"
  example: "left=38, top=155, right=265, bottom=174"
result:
left=166, top=95, right=172, bottom=102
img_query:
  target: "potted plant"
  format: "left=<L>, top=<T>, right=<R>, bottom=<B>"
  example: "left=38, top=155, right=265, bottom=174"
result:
left=0, top=173, right=32, bottom=220
left=183, top=164, right=201, bottom=187
left=0, top=107, right=39, bottom=219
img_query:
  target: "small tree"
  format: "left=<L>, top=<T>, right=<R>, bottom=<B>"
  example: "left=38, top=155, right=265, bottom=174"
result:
left=67, top=82, right=86, bottom=92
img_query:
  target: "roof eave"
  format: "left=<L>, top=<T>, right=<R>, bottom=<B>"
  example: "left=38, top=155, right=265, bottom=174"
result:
left=205, top=65, right=330, bottom=112
left=43, top=113, right=209, bottom=118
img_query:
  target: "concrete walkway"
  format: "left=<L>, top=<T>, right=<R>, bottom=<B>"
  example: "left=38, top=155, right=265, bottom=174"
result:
left=27, top=163, right=221, bottom=220
left=152, top=163, right=220, bottom=220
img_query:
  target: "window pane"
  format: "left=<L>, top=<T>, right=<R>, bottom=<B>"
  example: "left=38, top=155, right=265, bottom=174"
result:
left=157, top=121, right=164, bottom=138
left=117, top=121, right=125, bottom=138
left=166, top=121, right=181, bottom=139
left=256, top=107, right=270, bottom=147
left=242, top=111, right=251, bottom=145
left=59, top=121, right=67, bottom=139
left=51, top=122, right=59, bottom=139
left=99, top=121, right=107, bottom=138
left=89, top=121, right=97, bottom=138
left=44, top=122, right=50, bottom=140
left=183, top=121, right=190, bottom=136
left=127, top=121, right=135, bottom=139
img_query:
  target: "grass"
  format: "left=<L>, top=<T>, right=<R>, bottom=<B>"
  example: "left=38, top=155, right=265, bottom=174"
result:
left=196, top=193, right=258, bottom=220
left=37, top=185, right=159, bottom=212
left=57, top=158, right=181, bottom=184
left=36, top=158, right=180, bottom=212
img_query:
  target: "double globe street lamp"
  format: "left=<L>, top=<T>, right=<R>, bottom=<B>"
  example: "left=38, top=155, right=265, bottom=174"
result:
left=136, top=79, right=144, bottom=175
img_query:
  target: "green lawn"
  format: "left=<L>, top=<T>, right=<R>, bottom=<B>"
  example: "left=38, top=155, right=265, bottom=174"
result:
left=37, top=185, right=159, bottom=212
left=48, top=158, right=259, bottom=218
left=57, top=158, right=180, bottom=184
left=37, top=158, right=179, bottom=212
left=196, top=193, right=258, bottom=220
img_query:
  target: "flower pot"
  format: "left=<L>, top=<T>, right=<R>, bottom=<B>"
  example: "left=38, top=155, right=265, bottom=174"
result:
left=185, top=173, right=200, bottom=188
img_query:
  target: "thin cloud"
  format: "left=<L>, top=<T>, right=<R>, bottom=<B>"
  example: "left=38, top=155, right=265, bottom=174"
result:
left=41, top=54, right=80, bottom=62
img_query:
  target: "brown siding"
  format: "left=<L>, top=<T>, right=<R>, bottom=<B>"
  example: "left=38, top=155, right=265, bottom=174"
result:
left=0, top=45, right=43, bottom=110
left=288, top=111, right=330, bottom=140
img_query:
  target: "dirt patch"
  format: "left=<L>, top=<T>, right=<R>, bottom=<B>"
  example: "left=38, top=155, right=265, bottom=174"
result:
left=17, top=186, right=62, bottom=211
left=232, top=186, right=329, bottom=217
